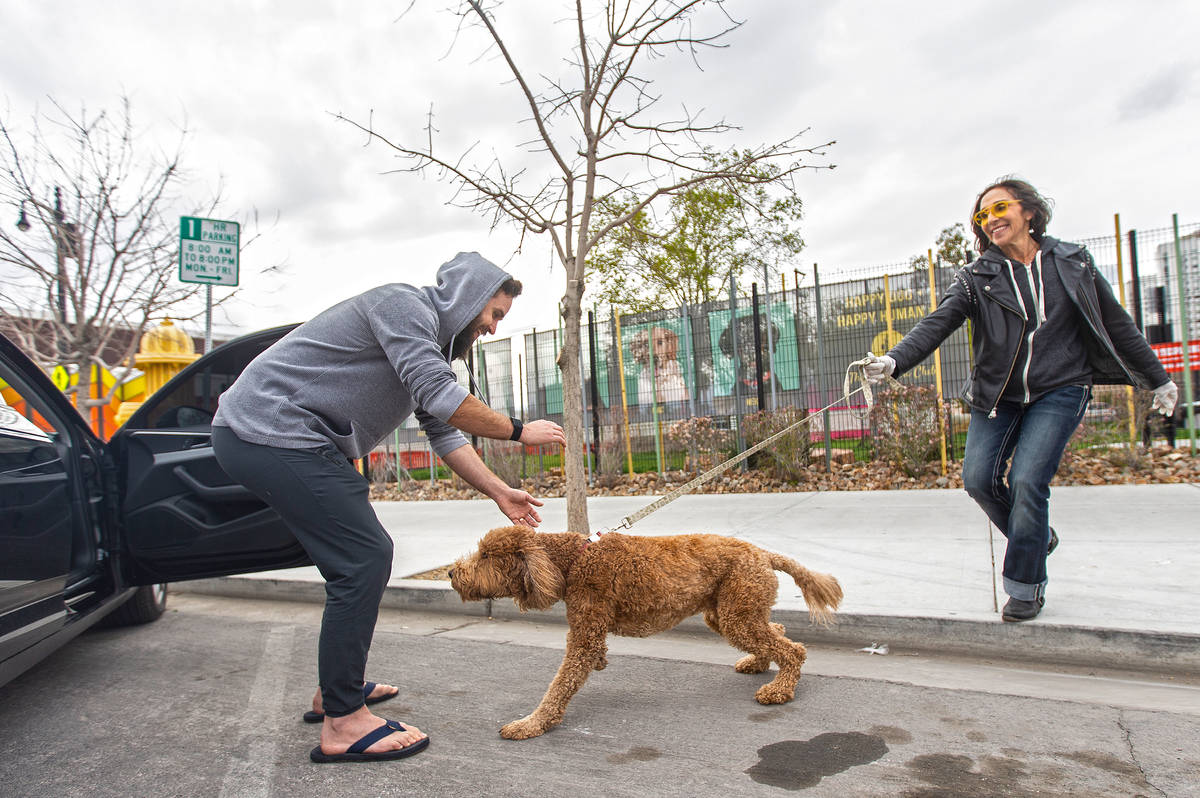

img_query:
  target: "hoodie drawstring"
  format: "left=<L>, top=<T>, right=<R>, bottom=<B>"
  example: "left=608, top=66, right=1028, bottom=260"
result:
left=1004, top=250, right=1044, bottom=404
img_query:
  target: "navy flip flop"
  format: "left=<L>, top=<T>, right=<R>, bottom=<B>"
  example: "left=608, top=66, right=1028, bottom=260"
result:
left=309, top=719, right=430, bottom=763
left=302, top=681, right=398, bottom=723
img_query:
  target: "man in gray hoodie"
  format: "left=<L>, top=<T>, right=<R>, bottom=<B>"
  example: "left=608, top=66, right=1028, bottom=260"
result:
left=211, top=252, right=565, bottom=763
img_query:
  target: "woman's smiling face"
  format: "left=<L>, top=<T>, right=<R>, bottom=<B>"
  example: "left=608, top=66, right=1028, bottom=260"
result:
left=976, top=187, right=1034, bottom=251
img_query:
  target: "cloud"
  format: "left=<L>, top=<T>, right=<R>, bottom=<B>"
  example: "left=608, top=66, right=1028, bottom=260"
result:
left=1118, top=66, right=1195, bottom=121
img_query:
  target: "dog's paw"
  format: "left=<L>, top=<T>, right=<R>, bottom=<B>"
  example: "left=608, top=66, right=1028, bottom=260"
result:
left=755, top=683, right=796, bottom=705
left=500, top=716, right=546, bottom=740
left=594, top=655, right=608, bottom=671
left=735, top=654, right=770, bottom=674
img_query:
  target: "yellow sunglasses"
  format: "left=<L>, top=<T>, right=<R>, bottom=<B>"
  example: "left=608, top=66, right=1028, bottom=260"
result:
left=973, top=198, right=1022, bottom=228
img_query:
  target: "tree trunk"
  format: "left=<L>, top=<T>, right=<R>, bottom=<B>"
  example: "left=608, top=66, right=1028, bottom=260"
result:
left=557, top=278, right=590, bottom=533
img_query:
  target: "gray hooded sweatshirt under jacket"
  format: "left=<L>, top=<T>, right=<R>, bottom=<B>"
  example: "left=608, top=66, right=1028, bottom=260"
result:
left=212, top=252, right=511, bottom=459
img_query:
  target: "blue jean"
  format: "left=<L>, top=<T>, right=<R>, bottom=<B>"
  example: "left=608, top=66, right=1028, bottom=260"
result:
left=961, top=385, right=1090, bottom=601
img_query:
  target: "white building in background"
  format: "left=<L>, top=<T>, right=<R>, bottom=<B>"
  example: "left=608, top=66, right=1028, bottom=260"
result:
left=1154, top=230, right=1200, bottom=341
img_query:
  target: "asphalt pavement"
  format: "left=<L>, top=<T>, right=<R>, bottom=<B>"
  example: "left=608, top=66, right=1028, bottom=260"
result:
left=183, top=482, right=1200, bottom=673
left=3, top=593, right=1198, bottom=797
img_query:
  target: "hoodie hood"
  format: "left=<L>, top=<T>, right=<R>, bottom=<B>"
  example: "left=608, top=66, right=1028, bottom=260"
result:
left=423, top=252, right=513, bottom=350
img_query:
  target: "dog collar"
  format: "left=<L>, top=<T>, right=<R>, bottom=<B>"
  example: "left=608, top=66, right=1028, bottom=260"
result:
left=582, top=530, right=606, bottom=549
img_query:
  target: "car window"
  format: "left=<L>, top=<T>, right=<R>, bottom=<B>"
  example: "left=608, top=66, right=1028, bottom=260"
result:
left=0, top=372, right=62, bottom=443
left=0, top=363, right=75, bottom=584
left=134, top=334, right=281, bottom=431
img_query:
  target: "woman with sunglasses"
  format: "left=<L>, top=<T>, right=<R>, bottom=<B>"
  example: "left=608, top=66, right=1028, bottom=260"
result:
left=857, top=177, right=1176, bottom=622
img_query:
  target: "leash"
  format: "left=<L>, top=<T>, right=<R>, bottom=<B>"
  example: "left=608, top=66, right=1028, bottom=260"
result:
left=589, top=356, right=887, bottom=541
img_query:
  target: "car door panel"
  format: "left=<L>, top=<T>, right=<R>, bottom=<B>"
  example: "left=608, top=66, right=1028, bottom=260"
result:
left=119, top=430, right=308, bottom=581
left=115, top=325, right=311, bottom=585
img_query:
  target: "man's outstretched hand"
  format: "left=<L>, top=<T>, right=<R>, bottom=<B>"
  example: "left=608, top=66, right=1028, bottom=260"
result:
left=520, top=419, right=566, bottom=447
left=496, top=488, right=544, bottom=528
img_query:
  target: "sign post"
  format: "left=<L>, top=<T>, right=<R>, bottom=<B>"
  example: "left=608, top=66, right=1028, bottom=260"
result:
left=179, top=216, right=240, bottom=353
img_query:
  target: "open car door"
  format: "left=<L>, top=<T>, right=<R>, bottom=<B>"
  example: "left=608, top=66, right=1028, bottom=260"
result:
left=112, top=325, right=312, bottom=584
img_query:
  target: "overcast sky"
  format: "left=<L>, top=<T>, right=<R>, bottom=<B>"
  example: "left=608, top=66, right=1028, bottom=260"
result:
left=4, top=0, right=1199, bottom=339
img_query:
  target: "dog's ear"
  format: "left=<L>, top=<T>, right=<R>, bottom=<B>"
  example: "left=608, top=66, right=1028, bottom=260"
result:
left=515, top=532, right=564, bottom=611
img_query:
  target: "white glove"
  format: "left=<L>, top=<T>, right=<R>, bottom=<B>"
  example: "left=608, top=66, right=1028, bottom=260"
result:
left=1151, top=381, right=1178, bottom=416
left=862, top=352, right=896, bottom=385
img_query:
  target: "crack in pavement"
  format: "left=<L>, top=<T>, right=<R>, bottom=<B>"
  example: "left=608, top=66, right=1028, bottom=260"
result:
left=1118, top=708, right=1168, bottom=798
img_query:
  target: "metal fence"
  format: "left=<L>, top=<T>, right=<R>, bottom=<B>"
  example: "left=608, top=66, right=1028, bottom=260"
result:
left=372, top=220, right=1200, bottom=481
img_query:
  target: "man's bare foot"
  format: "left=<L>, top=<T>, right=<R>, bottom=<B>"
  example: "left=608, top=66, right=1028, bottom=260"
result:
left=310, top=682, right=399, bottom=714
left=318, top=706, right=427, bottom=755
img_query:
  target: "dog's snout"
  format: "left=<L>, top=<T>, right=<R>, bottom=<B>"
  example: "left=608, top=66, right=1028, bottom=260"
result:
left=447, top=568, right=455, bottom=580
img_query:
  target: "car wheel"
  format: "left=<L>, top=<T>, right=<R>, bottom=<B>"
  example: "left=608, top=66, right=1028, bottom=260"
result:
left=102, top=583, right=168, bottom=627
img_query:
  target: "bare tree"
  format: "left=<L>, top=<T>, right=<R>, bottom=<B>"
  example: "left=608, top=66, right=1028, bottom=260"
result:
left=0, top=97, right=268, bottom=419
left=337, top=0, right=833, bottom=531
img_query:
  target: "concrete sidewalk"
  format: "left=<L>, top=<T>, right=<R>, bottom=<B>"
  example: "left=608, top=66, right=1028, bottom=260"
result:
left=179, top=482, right=1200, bottom=673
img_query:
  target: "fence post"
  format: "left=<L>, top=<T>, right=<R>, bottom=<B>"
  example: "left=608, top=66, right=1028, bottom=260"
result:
left=728, top=275, right=747, bottom=467
left=1128, top=229, right=1143, bottom=330
left=531, top=329, right=544, bottom=476
left=813, top=264, right=833, bottom=472
left=613, top=310, right=635, bottom=477
left=647, top=323, right=664, bottom=477
left=578, top=337, right=592, bottom=485
left=791, top=269, right=806, bottom=427
left=476, top=341, right=491, bottom=468
left=518, top=353, right=527, bottom=481
left=1112, top=214, right=1138, bottom=445
left=927, top=250, right=948, bottom=475
left=763, top=261, right=778, bottom=410
left=588, top=310, right=601, bottom=479
left=1172, top=214, right=1196, bottom=452
left=681, top=303, right=697, bottom=419
left=752, top=282, right=766, bottom=413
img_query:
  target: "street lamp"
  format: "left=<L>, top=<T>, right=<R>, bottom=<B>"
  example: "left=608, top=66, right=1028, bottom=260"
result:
left=15, top=201, right=31, bottom=232
left=12, top=186, right=77, bottom=328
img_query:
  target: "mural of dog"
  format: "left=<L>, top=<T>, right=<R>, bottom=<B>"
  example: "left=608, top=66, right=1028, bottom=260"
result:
left=449, top=525, right=842, bottom=739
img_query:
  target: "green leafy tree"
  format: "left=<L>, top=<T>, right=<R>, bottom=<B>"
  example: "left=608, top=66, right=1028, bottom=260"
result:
left=909, top=223, right=971, bottom=272
left=589, top=154, right=804, bottom=313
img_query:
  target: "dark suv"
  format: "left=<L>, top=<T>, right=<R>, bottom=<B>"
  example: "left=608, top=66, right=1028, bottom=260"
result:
left=0, top=325, right=309, bottom=688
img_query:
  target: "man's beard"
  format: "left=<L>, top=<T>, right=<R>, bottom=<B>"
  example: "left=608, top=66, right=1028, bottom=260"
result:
left=450, top=329, right=475, bottom=361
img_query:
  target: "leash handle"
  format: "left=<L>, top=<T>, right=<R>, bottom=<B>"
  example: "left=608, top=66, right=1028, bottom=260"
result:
left=844, top=355, right=876, bottom=422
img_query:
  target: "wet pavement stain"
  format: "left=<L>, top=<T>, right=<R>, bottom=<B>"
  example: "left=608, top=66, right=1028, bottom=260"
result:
left=744, top=732, right=888, bottom=790
left=606, top=746, right=662, bottom=764
left=869, top=725, right=913, bottom=745
left=1058, top=750, right=1142, bottom=779
left=749, top=709, right=788, bottom=722
left=903, top=752, right=1028, bottom=798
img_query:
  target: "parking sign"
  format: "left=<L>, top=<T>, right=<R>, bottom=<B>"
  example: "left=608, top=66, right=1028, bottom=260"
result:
left=179, top=216, right=240, bottom=286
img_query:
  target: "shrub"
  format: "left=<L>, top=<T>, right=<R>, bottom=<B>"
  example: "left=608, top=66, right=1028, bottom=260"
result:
left=667, top=416, right=733, bottom=472
left=869, top=384, right=944, bottom=476
left=1066, top=385, right=1151, bottom=471
left=740, top=407, right=814, bottom=482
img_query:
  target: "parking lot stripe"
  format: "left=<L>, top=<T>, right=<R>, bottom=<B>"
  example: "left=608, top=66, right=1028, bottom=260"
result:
left=219, top=625, right=295, bottom=797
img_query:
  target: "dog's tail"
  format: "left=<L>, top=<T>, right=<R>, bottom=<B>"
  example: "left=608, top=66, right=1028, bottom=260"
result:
left=769, top=554, right=843, bottom=627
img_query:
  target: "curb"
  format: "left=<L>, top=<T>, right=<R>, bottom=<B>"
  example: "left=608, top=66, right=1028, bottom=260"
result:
left=176, top=576, right=1200, bottom=675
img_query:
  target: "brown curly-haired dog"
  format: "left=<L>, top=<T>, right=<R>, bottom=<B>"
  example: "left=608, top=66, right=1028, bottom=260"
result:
left=449, top=525, right=842, bottom=740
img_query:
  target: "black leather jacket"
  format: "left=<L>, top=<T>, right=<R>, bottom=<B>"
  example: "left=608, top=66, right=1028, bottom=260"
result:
left=888, top=236, right=1169, bottom=416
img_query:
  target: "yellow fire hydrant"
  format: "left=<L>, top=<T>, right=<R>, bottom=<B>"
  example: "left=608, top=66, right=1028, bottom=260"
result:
left=114, top=319, right=201, bottom=427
